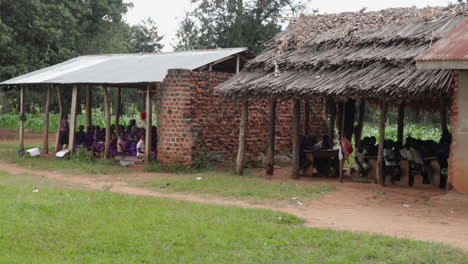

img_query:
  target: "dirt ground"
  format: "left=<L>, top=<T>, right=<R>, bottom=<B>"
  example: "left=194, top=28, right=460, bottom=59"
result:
left=1, top=129, right=468, bottom=250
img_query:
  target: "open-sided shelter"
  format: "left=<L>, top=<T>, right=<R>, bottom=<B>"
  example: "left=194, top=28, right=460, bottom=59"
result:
left=416, top=19, right=468, bottom=194
left=0, top=48, right=253, bottom=164
left=1, top=48, right=328, bottom=166
left=217, top=4, right=468, bottom=182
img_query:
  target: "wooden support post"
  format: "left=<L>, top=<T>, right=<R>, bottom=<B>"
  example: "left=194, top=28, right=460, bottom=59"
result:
left=266, top=98, right=277, bottom=176
left=339, top=102, right=346, bottom=182
left=355, top=100, right=365, bottom=147
left=85, top=86, right=92, bottom=129
left=141, top=90, right=146, bottom=113
left=376, top=103, right=388, bottom=186
left=236, top=100, right=248, bottom=175
left=328, top=101, right=336, bottom=142
left=336, top=103, right=343, bottom=139
left=397, top=103, right=405, bottom=143
left=19, top=86, right=25, bottom=152
left=440, top=97, right=449, bottom=136
left=304, top=100, right=310, bottom=136
left=43, top=86, right=52, bottom=154
left=291, top=99, right=301, bottom=179
left=55, top=86, right=64, bottom=152
left=103, top=86, right=111, bottom=159
left=145, top=84, right=153, bottom=164
left=236, top=55, right=240, bottom=74
left=68, top=85, right=79, bottom=152
left=115, top=87, right=121, bottom=129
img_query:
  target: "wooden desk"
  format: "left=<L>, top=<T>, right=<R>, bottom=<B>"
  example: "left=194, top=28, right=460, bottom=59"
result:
left=303, top=150, right=339, bottom=177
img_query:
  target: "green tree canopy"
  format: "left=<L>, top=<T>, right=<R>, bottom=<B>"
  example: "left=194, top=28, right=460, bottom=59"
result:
left=129, top=18, right=164, bottom=53
left=173, top=0, right=305, bottom=54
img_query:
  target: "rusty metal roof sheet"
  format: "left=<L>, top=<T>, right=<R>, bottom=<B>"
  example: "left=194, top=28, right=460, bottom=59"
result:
left=0, top=48, right=252, bottom=87
left=416, top=19, right=468, bottom=61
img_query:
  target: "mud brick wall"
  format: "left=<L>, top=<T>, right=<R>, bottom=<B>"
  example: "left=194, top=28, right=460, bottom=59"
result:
left=157, top=69, right=328, bottom=166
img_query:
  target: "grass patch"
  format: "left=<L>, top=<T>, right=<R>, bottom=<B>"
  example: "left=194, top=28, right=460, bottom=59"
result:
left=0, top=170, right=466, bottom=263
left=0, top=143, right=124, bottom=175
left=135, top=172, right=336, bottom=202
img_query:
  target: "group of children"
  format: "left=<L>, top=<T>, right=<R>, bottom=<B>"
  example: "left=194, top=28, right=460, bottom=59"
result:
left=59, top=116, right=157, bottom=160
left=353, top=134, right=451, bottom=186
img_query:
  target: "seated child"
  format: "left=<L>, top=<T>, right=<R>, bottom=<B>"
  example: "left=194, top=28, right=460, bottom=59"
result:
left=353, top=138, right=369, bottom=177
left=75, top=125, right=87, bottom=147
left=383, top=140, right=400, bottom=183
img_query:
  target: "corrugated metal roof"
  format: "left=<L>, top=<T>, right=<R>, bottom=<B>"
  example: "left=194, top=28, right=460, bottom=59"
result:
left=416, top=19, right=468, bottom=61
left=1, top=48, right=250, bottom=86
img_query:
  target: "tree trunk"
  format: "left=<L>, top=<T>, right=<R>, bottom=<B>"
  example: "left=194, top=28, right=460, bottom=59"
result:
left=68, top=85, right=79, bottom=153
left=55, top=86, right=64, bottom=152
left=377, top=103, right=388, bottom=186
left=103, top=86, right=111, bottom=159
left=397, top=103, right=405, bottom=143
left=265, top=98, right=277, bottom=176
left=304, top=100, right=310, bottom=136
left=236, top=100, right=248, bottom=175
left=19, top=86, right=25, bottom=152
left=43, top=86, right=52, bottom=154
left=145, top=84, right=153, bottom=164
left=291, top=99, right=301, bottom=179
left=86, top=86, right=92, bottom=129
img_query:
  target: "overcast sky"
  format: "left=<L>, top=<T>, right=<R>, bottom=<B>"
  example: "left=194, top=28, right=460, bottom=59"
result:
left=124, top=0, right=456, bottom=51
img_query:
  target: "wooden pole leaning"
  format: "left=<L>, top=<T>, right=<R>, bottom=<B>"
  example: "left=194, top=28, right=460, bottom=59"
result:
left=355, top=100, right=365, bottom=147
left=265, top=98, right=277, bottom=177
left=103, top=86, right=111, bottom=159
left=115, top=87, right=122, bottom=130
left=236, top=100, right=248, bottom=175
left=440, top=96, right=449, bottom=136
left=397, top=103, right=405, bottom=144
left=339, top=102, right=346, bottom=183
left=43, top=85, right=52, bottom=154
left=376, top=103, right=388, bottom=186
left=55, top=86, right=64, bottom=152
left=304, top=100, right=310, bottom=136
left=68, top=85, right=79, bottom=153
left=328, top=101, right=336, bottom=142
left=85, top=86, right=92, bottom=129
left=19, top=85, right=25, bottom=152
left=145, top=84, right=153, bottom=164
left=291, top=99, right=301, bottom=179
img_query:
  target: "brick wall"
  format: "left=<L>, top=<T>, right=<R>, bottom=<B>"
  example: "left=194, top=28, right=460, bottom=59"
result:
left=157, top=69, right=328, bottom=166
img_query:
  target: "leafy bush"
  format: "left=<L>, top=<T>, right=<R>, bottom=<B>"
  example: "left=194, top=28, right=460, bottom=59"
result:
left=362, top=122, right=444, bottom=142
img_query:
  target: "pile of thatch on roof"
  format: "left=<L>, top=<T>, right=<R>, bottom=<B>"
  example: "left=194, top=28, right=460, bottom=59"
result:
left=216, top=4, right=468, bottom=103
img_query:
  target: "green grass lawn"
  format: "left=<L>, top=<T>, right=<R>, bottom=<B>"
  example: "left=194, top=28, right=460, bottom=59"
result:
left=0, top=143, right=124, bottom=175
left=0, top=170, right=466, bottom=263
left=134, top=172, right=336, bottom=202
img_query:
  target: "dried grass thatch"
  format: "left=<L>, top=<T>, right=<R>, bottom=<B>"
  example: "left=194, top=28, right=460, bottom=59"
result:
left=216, top=4, right=468, bottom=104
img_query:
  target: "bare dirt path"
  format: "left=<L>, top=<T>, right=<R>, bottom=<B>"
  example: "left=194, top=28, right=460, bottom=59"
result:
left=0, top=160, right=467, bottom=250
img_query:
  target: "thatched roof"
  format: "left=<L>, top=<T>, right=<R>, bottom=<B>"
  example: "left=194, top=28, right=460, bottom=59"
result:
left=216, top=4, right=468, bottom=103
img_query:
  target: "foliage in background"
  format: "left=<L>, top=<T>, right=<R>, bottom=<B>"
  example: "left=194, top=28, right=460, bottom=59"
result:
left=0, top=109, right=147, bottom=133
left=173, top=0, right=305, bottom=54
left=362, top=122, right=443, bottom=142
left=0, top=0, right=163, bottom=114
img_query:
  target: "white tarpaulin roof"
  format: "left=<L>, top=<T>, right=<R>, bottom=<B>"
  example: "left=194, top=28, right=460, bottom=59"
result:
left=1, top=48, right=250, bottom=86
